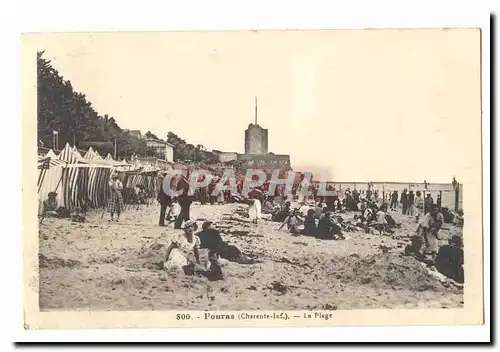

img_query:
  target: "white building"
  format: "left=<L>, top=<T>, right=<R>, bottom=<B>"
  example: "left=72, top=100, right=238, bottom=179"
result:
left=145, top=138, right=174, bottom=162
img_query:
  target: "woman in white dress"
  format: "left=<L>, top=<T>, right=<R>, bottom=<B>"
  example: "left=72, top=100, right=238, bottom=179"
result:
left=248, top=198, right=262, bottom=224
left=163, top=220, right=201, bottom=271
left=216, top=190, right=225, bottom=204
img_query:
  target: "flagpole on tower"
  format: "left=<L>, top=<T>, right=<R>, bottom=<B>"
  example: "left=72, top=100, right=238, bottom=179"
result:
left=254, top=96, right=258, bottom=125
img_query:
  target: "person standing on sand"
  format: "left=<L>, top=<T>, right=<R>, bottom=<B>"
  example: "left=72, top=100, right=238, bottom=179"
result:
left=108, top=174, right=124, bottom=222
left=376, top=204, right=388, bottom=235
left=157, top=171, right=173, bottom=227
left=417, top=206, right=444, bottom=257
left=424, top=193, right=434, bottom=214
left=248, top=198, right=262, bottom=224
left=407, top=191, right=415, bottom=216
left=175, top=174, right=194, bottom=229
left=390, top=191, right=398, bottom=211
left=400, top=189, right=408, bottom=215
left=413, top=191, right=424, bottom=222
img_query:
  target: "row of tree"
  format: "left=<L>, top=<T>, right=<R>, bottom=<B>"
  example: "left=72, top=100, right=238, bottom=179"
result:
left=37, top=51, right=221, bottom=163
left=37, top=51, right=156, bottom=158
left=166, top=132, right=219, bottom=164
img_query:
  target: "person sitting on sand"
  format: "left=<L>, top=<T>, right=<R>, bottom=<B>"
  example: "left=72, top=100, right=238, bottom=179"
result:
left=197, top=221, right=255, bottom=264
left=263, top=198, right=275, bottom=214
left=314, top=201, right=324, bottom=219
left=279, top=209, right=302, bottom=236
left=361, top=205, right=376, bottom=223
left=357, top=197, right=368, bottom=213
left=384, top=212, right=399, bottom=232
left=434, top=235, right=464, bottom=283
left=417, top=206, right=444, bottom=257
left=403, top=235, right=435, bottom=264
left=404, top=235, right=423, bottom=256
left=272, top=201, right=291, bottom=222
left=70, top=207, right=85, bottom=223
left=164, top=220, right=201, bottom=271
left=302, top=208, right=317, bottom=236
left=298, top=202, right=310, bottom=217
left=43, top=192, right=60, bottom=218
left=316, top=211, right=343, bottom=240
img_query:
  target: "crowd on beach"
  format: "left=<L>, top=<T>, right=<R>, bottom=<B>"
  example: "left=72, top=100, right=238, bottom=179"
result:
left=40, top=168, right=464, bottom=285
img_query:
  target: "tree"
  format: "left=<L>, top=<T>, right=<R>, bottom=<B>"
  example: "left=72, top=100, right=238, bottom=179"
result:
left=37, top=51, right=152, bottom=158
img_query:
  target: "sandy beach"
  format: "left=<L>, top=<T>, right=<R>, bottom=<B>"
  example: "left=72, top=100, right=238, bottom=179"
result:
left=38, top=202, right=463, bottom=311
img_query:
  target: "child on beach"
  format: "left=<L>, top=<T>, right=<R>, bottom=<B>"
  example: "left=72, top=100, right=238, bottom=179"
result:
left=376, top=204, right=389, bottom=235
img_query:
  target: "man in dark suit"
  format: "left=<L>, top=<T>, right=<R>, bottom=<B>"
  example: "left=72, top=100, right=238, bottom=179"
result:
left=174, top=172, right=195, bottom=229
left=157, top=171, right=173, bottom=226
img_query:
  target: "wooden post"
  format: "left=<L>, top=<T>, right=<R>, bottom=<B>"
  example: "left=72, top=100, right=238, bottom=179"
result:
left=423, top=190, right=426, bottom=214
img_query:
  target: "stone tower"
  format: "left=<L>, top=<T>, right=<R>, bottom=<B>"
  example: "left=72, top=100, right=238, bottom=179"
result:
left=244, top=97, right=268, bottom=154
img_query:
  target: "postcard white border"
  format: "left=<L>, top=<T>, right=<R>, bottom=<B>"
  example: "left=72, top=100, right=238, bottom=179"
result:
left=3, top=0, right=492, bottom=344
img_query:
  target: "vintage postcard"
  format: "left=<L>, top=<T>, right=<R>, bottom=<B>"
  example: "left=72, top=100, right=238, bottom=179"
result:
left=22, top=28, right=484, bottom=329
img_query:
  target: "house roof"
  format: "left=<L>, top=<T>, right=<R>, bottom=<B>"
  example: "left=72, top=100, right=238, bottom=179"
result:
left=144, top=138, right=174, bottom=148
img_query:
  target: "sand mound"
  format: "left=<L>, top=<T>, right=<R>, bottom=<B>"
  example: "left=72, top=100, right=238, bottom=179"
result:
left=329, top=252, right=459, bottom=293
left=135, top=241, right=168, bottom=270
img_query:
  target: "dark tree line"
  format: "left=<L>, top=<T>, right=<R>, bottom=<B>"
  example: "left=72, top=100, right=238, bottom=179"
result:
left=38, top=51, right=220, bottom=163
left=37, top=51, right=155, bottom=159
left=166, top=132, right=218, bottom=164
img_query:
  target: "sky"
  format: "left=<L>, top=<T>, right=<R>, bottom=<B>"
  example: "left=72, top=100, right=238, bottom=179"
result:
left=33, top=29, right=481, bottom=183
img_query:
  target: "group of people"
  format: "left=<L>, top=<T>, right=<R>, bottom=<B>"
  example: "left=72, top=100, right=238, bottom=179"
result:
left=162, top=219, right=256, bottom=280
left=404, top=208, right=464, bottom=283
left=389, top=189, right=442, bottom=220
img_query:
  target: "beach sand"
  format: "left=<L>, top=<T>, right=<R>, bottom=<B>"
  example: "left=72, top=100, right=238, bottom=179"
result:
left=38, top=202, right=463, bottom=311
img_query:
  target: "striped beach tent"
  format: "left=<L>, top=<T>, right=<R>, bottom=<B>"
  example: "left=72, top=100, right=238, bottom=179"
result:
left=84, top=147, right=95, bottom=159
left=85, top=147, right=112, bottom=209
left=57, top=143, right=84, bottom=211
left=105, top=153, right=114, bottom=162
